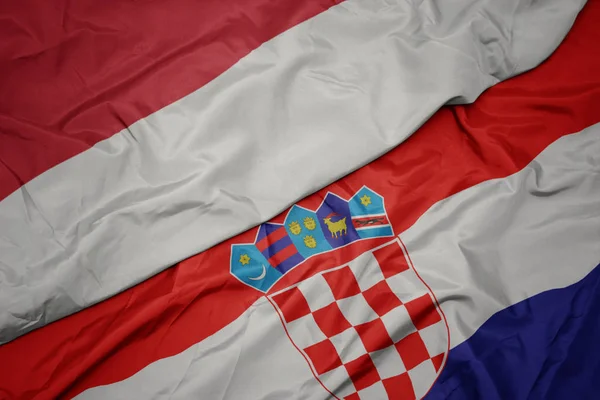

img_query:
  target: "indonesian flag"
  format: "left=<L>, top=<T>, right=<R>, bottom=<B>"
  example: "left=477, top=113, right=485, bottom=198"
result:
left=1, top=0, right=600, bottom=399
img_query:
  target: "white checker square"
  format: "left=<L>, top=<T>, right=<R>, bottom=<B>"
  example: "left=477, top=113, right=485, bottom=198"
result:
left=407, top=359, right=438, bottom=399
left=418, top=321, right=448, bottom=359
left=380, top=305, right=417, bottom=343
left=348, top=251, right=386, bottom=291
left=285, top=313, right=327, bottom=350
left=320, top=365, right=356, bottom=398
left=386, top=270, right=428, bottom=303
left=370, top=345, right=407, bottom=379
left=330, top=327, right=367, bottom=364
left=357, top=380, right=388, bottom=399
left=337, top=294, right=379, bottom=326
left=297, top=274, right=336, bottom=311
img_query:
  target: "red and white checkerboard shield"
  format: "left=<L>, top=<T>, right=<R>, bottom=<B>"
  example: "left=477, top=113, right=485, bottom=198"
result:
left=269, top=239, right=449, bottom=400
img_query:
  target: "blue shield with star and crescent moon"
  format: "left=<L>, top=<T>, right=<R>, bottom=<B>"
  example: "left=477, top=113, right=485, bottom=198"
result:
left=230, top=244, right=281, bottom=292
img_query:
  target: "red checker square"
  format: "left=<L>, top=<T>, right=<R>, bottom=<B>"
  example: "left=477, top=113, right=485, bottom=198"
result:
left=344, top=394, right=360, bottom=400
left=304, top=339, right=343, bottom=375
left=344, top=354, right=381, bottom=392
left=373, top=242, right=409, bottom=278
left=395, top=332, right=430, bottom=371
left=313, top=302, right=352, bottom=338
left=404, top=294, right=442, bottom=330
left=362, top=280, right=403, bottom=317
left=322, top=266, right=362, bottom=300
left=382, top=373, right=416, bottom=400
left=431, top=353, right=445, bottom=372
left=271, top=287, right=311, bottom=323
left=355, top=318, right=394, bottom=353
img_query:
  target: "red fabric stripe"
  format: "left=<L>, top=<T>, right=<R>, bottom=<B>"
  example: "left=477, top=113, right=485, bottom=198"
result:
left=0, top=0, right=342, bottom=201
left=267, top=242, right=299, bottom=267
left=0, top=2, right=599, bottom=399
left=351, top=215, right=390, bottom=228
left=256, top=226, right=289, bottom=253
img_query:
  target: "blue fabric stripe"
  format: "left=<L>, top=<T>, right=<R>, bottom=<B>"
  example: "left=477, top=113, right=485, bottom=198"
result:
left=426, top=263, right=600, bottom=400
left=356, top=225, right=393, bottom=239
left=275, top=252, right=305, bottom=274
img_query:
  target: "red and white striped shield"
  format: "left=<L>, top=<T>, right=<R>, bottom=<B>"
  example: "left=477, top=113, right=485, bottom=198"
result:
left=269, top=239, right=449, bottom=400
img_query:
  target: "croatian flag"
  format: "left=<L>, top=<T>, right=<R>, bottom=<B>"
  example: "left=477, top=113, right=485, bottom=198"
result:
left=0, top=0, right=599, bottom=399
left=64, top=124, right=600, bottom=400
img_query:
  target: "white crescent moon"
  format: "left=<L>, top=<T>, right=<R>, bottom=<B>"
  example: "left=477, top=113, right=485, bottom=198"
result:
left=248, top=264, right=267, bottom=281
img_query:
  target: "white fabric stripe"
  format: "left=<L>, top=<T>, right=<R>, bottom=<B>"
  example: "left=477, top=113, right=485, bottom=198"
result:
left=76, top=124, right=600, bottom=399
left=401, top=123, right=600, bottom=349
left=355, top=225, right=391, bottom=231
left=75, top=297, right=330, bottom=400
left=352, top=214, right=387, bottom=218
left=0, top=0, right=587, bottom=343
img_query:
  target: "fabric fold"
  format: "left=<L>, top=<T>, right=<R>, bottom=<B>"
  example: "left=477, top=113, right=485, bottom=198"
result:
left=0, top=0, right=588, bottom=344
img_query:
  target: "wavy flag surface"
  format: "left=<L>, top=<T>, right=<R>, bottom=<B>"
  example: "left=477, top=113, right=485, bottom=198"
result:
left=0, top=0, right=599, bottom=399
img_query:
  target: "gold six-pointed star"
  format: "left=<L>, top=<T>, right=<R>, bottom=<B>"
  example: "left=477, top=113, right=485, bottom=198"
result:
left=360, top=194, right=371, bottom=206
left=239, top=254, right=251, bottom=265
